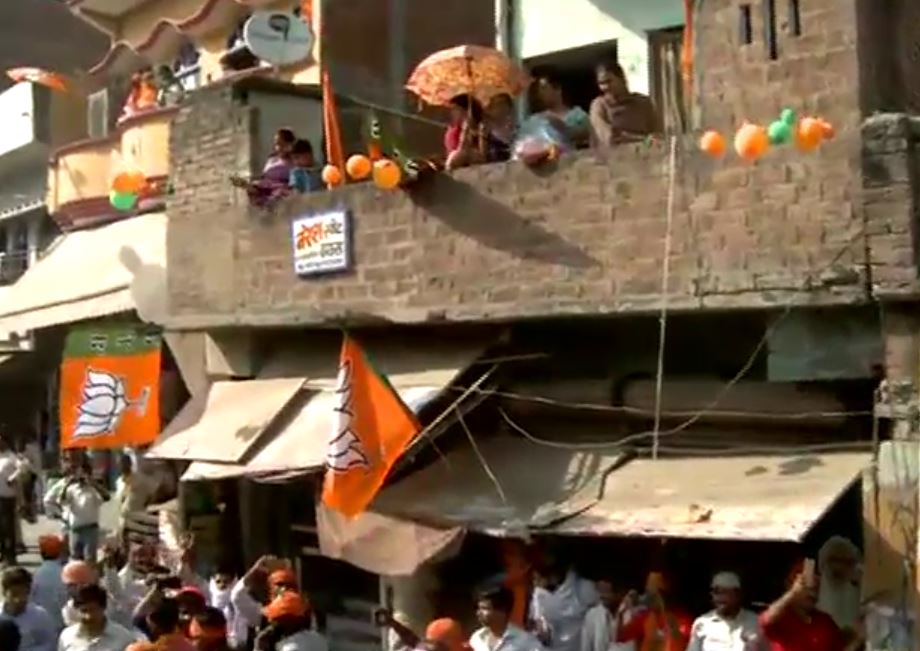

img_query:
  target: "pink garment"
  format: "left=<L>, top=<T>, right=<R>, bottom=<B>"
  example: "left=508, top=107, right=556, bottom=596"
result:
left=444, top=124, right=462, bottom=155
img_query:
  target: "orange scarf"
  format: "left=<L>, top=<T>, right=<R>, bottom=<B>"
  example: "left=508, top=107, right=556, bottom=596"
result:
left=640, top=610, right=687, bottom=651
left=501, top=541, right=531, bottom=627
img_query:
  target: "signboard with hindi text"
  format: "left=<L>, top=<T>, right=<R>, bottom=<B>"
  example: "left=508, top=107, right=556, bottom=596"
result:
left=291, top=209, right=351, bottom=276
left=59, top=325, right=162, bottom=450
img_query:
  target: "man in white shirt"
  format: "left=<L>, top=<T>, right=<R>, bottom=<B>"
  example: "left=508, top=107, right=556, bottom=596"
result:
left=58, top=584, right=138, bottom=651
left=101, top=542, right=155, bottom=629
left=470, top=586, right=545, bottom=651
left=52, top=465, right=109, bottom=562
left=0, top=437, right=23, bottom=565
left=0, top=567, right=56, bottom=651
left=531, top=562, right=598, bottom=651
left=686, top=572, right=765, bottom=651
left=580, top=578, right=635, bottom=651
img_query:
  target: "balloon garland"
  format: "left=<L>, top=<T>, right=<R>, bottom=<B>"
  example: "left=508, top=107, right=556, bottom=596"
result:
left=700, top=108, right=834, bottom=162
left=109, top=169, right=147, bottom=211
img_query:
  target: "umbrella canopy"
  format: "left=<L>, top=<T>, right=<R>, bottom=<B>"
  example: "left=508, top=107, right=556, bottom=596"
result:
left=405, top=44, right=529, bottom=107
left=7, top=67, right=68, bottom=92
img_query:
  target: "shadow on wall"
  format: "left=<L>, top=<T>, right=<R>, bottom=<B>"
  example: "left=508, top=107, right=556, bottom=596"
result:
left=407, top=172, right=600, bottom=269
left=120, top=246, right=168, bottom=325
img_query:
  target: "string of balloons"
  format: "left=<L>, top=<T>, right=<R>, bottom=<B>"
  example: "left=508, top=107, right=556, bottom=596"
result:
left=699, top=109, right=835, bottom=162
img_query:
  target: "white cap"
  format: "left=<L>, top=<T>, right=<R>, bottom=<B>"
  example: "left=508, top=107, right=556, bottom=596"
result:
left=711, top=571, right=741, bottom=590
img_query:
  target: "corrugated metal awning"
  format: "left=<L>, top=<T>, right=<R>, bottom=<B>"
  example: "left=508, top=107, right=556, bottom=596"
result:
left=553, top=451, right=871, bottom=541
left=373, top=439, right=870, bottom=541
left=181, top=340, right=488, bottom=481
left=146, top=378, right=305, bottom=463
left=0, top=212, right=166, bottom=332
left=373, top=437, right=627, bottom=536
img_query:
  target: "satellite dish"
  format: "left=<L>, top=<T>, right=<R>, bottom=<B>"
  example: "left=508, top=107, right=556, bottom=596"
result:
left=243, top=11, right=314, bottom=66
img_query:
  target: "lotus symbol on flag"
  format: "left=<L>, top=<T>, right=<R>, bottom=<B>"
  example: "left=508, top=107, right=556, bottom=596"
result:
left=326, top=359, right=369, bottom=472
left=73, top=368, right=151, bottom=439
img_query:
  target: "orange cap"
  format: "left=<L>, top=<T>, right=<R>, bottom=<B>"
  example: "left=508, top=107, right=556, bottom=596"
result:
left=38, top=535, right=64, bottom=558
left=263, top=591, right=310, bottom=622
left=425, top=618, right=465, bottom=651
left=62, top=561, right=97, bottom=585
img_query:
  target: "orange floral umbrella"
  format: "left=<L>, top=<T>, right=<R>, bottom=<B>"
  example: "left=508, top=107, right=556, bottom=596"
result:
left=6, top=67, right=68, bottom=92
left=405, top=45, right=528, bottom=107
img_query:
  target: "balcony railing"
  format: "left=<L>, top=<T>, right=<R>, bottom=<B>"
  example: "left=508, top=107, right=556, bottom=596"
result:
left=0, top=250, right=29, bottom=286
left=47, top=106, right=177, bottom=230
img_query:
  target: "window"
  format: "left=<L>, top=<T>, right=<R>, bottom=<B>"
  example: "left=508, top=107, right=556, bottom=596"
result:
left=222, top=17, right=260, bottom=72
left=173, top=40, right=201, bottom=91
left=524, top=40, right=618, bottom=113
left=649, top=27, right=689, bottom=134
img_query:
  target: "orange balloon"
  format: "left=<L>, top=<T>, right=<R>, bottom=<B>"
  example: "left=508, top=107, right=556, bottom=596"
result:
left=733, top=123, right=769, bottom=161
left=795, top=117, right=823, bottom=152
left=321, top=165, right=343, bottom=187
left=345, top=154, right=371, bottom=180
left=818, top=119, right=835, bottom=140
left=372, top=159, right=402, bottom=190
left=699, top=130, right=726, bottom=158
left=112, top=169, right=146, bottom=194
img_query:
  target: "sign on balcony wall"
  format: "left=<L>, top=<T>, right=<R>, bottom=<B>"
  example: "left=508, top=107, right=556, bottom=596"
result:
left=291, top=210, right=352, bottom=276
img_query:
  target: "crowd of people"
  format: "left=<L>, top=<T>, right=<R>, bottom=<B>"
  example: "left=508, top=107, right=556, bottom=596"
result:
left=0, top=519, right=867, bottom=651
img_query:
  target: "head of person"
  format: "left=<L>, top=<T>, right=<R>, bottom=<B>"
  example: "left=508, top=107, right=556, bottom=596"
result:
left=0, top=619, right=20, bottom=651
left=534, top=557, right=568, bottom=591
left=190, top=606, right=228, bottom=651
left=176, top=587, right=208, bottom=632
left=710, top=572, right=743, bottom=617
left=38, top=535, right=64, bottom=562
left=147, top=597, right=181, bottom=639
left=533, top=69, right=566, bottom=111
left=128, top=542, right=156, bottom=573
left=291, top=139, right=315, bottom=168
left=645, top=571, right=672, bottom=598
left=263, top=591, right=311, bottom=636
left=119, top=453, right=134, bottom=477
left=487, top=93, right=514, bottom=122
left=268, top=568, right=298, bottom=597
left=212, top=565, right=236, bottom=593
left=74, top=584, right=109, bottom=634
left=818, top=536, right=860, bottom=585
left=1, top=568, right=32, bottom=616
left=596, top=577, right=627, bottom=612
left=62, top=561, right=98, bottom=597
left=596, top=60, right=628, bottom=100
left=424, top=618, right=465, bottom=651
left=785, top=561, right=818, bottom=613
left=273, top=128, right=296, bottom=157
left=476, top=586, right=513, bottom=632
left=448, top=94, right=484, bottom=126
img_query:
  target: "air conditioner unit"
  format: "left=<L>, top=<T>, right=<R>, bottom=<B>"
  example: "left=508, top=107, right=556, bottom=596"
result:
left=87, top=89, right=108, bottom=139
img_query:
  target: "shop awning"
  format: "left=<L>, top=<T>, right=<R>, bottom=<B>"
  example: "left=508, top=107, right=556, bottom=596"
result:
left=180, top=340, right=488, bottom=482
left=372, top=437, right=627, bottom=536
left=0, top=212, right=166, bottom=333
left=146, top=378, right=305, bottom=463
left=373, top=438, right=871, bottom=542
left=552, top=451, right=871, bottom=541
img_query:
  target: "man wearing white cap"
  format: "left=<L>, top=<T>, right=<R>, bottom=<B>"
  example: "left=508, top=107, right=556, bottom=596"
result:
left=686, top=572, right=765, bottom=651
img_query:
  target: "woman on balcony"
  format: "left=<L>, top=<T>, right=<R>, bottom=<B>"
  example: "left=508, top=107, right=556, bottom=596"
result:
left=231, top=129, right=297, bottom=208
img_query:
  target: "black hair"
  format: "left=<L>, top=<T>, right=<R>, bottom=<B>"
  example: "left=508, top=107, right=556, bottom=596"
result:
left=532, top=66, right=564, bottom=90
left=195, top=606, right=228, bottom=631
left=1, top=567, right=31, bottom=591
left=476, top=586, right=514, bottom=614
left=148, top=598, right=181, bottom=633
left=0, top=619, right=20, bottom=651
left=73, top=584, right=108, bottom=609
left=448, top=94, right=484, bottom=123
left=596, top=60, right=626, bottom=80
left=276, top=128, right=296, bottom=143
left=292, top=139, right=314, bottom=156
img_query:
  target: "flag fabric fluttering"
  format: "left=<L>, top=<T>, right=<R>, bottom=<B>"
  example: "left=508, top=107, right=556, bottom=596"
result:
left=322, top=335, right=421, bottom=517
left=322, top=69, right=345, bottom=173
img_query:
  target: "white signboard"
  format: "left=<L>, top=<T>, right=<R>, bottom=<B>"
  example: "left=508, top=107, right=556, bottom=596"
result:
left=291, top=210, right=351, bottom=276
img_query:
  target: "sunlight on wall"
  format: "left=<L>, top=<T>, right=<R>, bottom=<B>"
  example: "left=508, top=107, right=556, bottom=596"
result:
left=513, top=0, right=684, bottom=94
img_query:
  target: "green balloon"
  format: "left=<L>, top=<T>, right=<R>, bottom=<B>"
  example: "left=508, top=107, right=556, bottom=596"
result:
left=110, top=191, right=137, bottom=211
left=780, top=108, right=796, bottom=126
left=768, top=120, right=792, bottom=145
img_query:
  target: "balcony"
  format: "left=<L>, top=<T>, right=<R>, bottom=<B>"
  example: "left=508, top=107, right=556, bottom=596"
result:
left=163, top=113, right=919, bottom=329
left=0, top=250, right=29, bottom=286
left=47, top=106, right=176, bottom=230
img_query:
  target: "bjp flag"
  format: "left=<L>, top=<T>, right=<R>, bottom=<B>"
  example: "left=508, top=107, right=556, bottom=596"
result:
left=59, top=326, right=161, bottom=450
left=322, top=335, right=420, bottom=517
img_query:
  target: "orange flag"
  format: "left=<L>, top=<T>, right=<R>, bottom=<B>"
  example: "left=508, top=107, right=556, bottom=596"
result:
left=322, top=335, right=420, bottom=517
left=322, top=69, right=345, bottom=172
left=59, top=326, right=161, bottom=450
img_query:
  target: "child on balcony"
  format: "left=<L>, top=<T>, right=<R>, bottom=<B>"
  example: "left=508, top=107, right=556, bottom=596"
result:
left=288, top=139, right=323, bottom=194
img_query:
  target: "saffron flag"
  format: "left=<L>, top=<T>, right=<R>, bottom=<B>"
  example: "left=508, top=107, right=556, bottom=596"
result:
left=322, top=335, right=421, bottom=517
left=322, top=69, right=345, bottom=172
left=59, top=326, right=161, bottom=450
